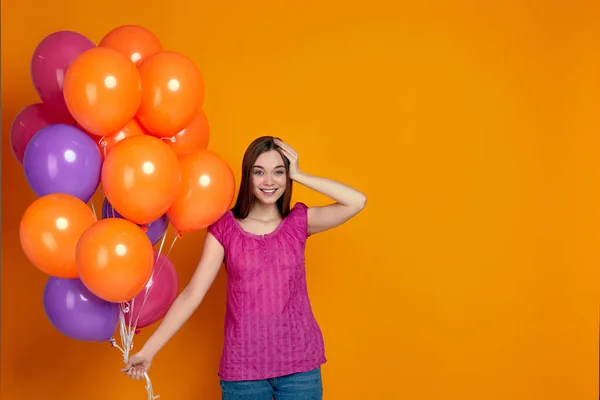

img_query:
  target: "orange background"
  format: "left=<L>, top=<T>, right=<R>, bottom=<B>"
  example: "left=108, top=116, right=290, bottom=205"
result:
left=2, top=1, right=600, bottom=399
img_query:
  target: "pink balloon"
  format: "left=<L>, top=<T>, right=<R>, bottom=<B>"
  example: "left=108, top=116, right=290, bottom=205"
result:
left=30, top=31, right=95, bottom=119
left=10, top=103, right=74, bottom=164
left=124, top=251, right=179, bottom=329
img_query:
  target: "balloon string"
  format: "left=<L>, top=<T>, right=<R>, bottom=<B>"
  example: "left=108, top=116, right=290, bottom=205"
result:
left=125, top=226, right=169, bottom=336
left=155, top=230, right=169, bottom=262
left=90, top=200, right=97, bottom=220
left=160, top=136, right=176, bottom=143
left=98, top=137, right=107, bottom=159
left=110, top=320, right=160, bottom=400
left=131, top=232, right=179, bottom=330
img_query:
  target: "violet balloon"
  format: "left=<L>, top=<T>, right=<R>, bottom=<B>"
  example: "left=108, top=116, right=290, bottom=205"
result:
left=43, top=277, right=119, bottom=342
left=30, top=31, right=95, bottom=119
left=23, top=123, right=102, bottom=203
left=123, top=251, right=179, bottom=330
left=102, top=198, right=168, bottom=245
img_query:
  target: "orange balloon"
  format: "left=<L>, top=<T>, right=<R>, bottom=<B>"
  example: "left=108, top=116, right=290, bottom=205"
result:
left=64, top=47, right=142, bottom=137
left=137, top=51, right=205, bottom=137
left=167, top=149, right=235, bottom=232
left=76, top=218, right=154, bottom=303
left=164, top=109, right=210, bottom=157
left=94, top=119, right=147, bottom=161
left=80, top=119, right=147, bottom=161
left=99, top=25, right=163, bottom=65
left=19, top=193, right=97, bottom=278
left=101, top=135, right=181, bottom=225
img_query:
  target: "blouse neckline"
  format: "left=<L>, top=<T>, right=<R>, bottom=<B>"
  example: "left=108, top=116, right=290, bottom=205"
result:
left=227, top=209, right=291, bottom=239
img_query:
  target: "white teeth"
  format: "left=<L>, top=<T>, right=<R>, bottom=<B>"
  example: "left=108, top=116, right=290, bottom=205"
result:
left=261, top=189, right=276, bottom=193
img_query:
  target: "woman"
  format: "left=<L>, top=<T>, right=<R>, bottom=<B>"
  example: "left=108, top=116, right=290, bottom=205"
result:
left=122, top=136, right=367, bottom=399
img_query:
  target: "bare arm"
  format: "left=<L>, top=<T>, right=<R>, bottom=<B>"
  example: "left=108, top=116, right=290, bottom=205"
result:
left=293, top=172, right=367, bottom=235
left=275, top=139, right=367, bottom=235
left=139, top=233, right=224, bottom=358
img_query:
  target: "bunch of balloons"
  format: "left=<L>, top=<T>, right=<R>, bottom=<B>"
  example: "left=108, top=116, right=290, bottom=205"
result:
left=14, top=26, right=236, bottom=346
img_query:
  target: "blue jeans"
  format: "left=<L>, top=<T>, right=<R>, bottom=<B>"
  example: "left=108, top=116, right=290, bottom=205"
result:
left=220, top=367, right=323, bottom=400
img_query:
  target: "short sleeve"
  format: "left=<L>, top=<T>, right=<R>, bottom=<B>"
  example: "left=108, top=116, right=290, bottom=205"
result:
left=291, top=202, right=310, bottom=238
left=207, top=211, right=231, bottom=247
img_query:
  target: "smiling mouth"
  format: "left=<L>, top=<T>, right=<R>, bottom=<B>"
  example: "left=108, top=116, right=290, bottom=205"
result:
left=260, top=188, right=278, bottom=194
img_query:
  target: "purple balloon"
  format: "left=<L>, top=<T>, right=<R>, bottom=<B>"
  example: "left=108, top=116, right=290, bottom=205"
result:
left=43, top=277, right=119, bottom=342
left=23, top=123, right=102, bottom=203
left=30, top=31, right=95, bottom=120
left=102, top=198, right=169, bottom=246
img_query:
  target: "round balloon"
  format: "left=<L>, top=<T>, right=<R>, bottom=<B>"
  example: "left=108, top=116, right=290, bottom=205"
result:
left=167, top=149, right=235, bottom=232
left=30, top=31, right=96, bottom=119
left=123, top=250, right=179, bottom=330
left=87, top=119, right=146, bottom=161
left=63, top=47, right=142, bottom=137
left=76, top=218, right=154, bottom=303
left=101, top=135, right=180, bottom=225
left=23, top=123, right=102, bottom=203
left=44, top=277, right=119, bottom=342
left=20, top=193, right=97, bottom=278
left=99, top=25, right=162, bottom=65
left=102, top=198, right=168, bottom=246
left=164, top=109, right=210, bottom=157
left=137, top=51, right=205, bottom=137
left=10, top=103, right=74, bottom=165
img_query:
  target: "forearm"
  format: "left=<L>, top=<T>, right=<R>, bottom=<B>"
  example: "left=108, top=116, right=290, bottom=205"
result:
left=293, top=171, right=366, bottom=208
left=140, top=289, right=202, bottom=357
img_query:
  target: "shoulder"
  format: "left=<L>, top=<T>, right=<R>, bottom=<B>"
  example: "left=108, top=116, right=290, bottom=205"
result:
left=289, top=201, right=309, bottom=219
left=207, top=210, right=235, bottom=245
left=287, top=202, right=310, bottom=238
left=291, top=201, right=308, bottom=213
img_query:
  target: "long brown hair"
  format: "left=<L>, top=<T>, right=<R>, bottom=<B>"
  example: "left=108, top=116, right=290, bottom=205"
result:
left=231, top=136, right=293, bottom=219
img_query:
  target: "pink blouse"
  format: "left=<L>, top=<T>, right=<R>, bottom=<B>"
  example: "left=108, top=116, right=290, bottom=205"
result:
left=207, top=202, right=327, bottom=381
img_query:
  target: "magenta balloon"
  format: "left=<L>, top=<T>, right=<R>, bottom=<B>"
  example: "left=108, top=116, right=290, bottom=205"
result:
left=123, top=251, right=179, bottom=329
left=30, top=31, right=95, bottom=119
left=10, top=103, right=74, bottom=164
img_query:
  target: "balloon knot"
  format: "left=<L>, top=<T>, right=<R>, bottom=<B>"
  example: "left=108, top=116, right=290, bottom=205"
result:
left=99, top=138, right=107, bottom=147
left=177, top=231, right=183, bottom=239
left=135, top=329, right=141, bottom=335
left=142, top=225, right=149, bottom=232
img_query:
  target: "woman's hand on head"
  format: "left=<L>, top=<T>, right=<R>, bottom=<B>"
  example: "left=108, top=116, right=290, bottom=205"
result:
left=274, top=138, right=301, bottom=180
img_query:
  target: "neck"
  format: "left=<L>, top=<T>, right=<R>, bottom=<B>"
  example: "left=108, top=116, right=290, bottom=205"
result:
left=248, top=201, right=280, bottom=220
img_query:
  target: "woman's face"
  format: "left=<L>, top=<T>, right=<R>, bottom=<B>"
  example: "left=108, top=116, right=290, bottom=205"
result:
left=251, top=150, right=287, bottom=204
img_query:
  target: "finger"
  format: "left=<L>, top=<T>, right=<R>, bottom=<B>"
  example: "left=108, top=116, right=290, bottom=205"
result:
left=279, top=146, right=297, bottom=160
left=279, top=147, right=292, bottom=159
left=281, top=151, right=297, bottom=165
left=274, top=139, right=295, bottom=154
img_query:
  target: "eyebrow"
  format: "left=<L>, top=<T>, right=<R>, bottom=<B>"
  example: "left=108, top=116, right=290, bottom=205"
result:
left=253, top=165, right=286, bottom=169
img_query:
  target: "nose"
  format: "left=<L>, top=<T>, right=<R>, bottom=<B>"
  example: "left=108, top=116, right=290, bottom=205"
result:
left=265, top=174, right=274, bottom=186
